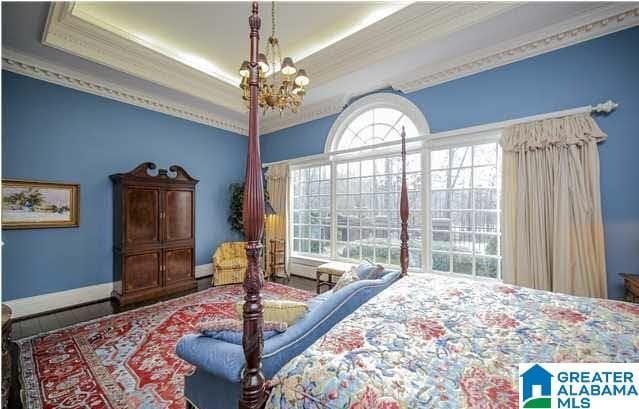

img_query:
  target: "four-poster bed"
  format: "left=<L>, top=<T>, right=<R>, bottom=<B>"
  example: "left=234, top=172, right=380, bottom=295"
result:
left=176, top=4, right=637, bottom=409
left=237, top=3, right=409, bottom=408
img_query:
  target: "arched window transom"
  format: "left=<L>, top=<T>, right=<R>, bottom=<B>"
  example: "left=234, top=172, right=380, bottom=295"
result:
left=336, top=107, right=419, bottom=150
left=325, top=93, right=430, bottom=153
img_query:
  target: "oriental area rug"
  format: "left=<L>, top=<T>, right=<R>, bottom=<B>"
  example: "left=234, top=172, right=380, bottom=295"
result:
left=17, top=282, right=313, bottom=409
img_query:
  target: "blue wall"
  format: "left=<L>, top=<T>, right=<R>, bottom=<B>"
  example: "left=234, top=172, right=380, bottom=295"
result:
left=262, top=27, right=639, bottom=300
left=2, top=71, right=247, bottom=300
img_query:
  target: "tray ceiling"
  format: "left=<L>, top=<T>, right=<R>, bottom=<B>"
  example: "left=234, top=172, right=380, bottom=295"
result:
left=73, top=1, right=410, bottom=87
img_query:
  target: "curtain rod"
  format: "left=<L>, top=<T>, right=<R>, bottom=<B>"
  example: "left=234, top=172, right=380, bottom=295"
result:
left=263, top=100, right=618, bottom=168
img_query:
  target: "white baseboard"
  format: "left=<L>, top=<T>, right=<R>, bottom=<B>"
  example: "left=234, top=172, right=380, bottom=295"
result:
left=288, top=258, right=324, bottom=280
left=195, top=263, right=213, bottom=278
left=5, top=282, right=114, bottom=320
left=5, top=263, right=214, bottom=319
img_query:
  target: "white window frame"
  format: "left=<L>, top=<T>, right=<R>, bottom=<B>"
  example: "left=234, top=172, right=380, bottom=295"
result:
left=424, top=130, right=502, bottom=281
left=324, top=93, right=430, bottom=153
left=287, top=93, right=502, bottom=281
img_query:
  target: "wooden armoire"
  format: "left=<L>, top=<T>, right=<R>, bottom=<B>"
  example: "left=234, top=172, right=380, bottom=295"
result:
left=110, top=162, right=198, bottom=305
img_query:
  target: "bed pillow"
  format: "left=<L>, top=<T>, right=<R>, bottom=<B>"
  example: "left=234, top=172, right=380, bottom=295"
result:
left=197, top=318, right=287, bottom=344
left=333, top=266, right=360, bottom=292
left=235, top=300, right=308, bottom=325
left=353, top=259, right=386, bottom=280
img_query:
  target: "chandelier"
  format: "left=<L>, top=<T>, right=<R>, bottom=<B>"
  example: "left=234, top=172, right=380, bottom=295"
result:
left=238, top=1, right=309, bottom=114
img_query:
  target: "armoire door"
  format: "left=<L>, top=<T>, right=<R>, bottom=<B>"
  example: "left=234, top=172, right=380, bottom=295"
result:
left=164, top=189, right=193, bottom=242
left=123, top=250, right=161, bottom=293
left=164, top=247, right=193, bottom=285
left=125, top=187, right=161, bottom=245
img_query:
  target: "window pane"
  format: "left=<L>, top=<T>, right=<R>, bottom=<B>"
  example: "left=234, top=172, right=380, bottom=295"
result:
left=335, top=108, right=416, bottom=150
left=473, top=143, right=497, bottom=166
left=291, top=164, right=331, bottom=256
left=474, top=189, right=498, bottom=210
left=361, top=160, right=374, bottom=176
left=432, top=231, right=450, bottom=252
left=431, top=150, right=449, bottom=170
left=476, top=257, right=499, bottom=278
left=451, top=147, right=471, bottom=168
left=453, top=253, right=473, bottom=275
left=475, top=234, right=499, bottom=255
left=429, top=142, right=501, bottom=279
left=432, top=252, right=450, bottom=272
left=474, top=166, right=497, bottom=188
left=332, top=153, right=422, bottom=268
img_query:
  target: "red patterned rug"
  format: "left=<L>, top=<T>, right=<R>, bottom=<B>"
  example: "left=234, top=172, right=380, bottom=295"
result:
left=17, top=283, right=313, bottom=409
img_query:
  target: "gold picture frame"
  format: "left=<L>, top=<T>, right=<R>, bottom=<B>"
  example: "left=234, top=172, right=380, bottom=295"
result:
left=2, top=179, right=80, bottom=229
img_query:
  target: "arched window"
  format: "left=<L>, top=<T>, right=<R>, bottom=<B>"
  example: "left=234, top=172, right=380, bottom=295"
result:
left=291, top=92, right=502, bottom=278
left=325, top=93, right=429, bottom=152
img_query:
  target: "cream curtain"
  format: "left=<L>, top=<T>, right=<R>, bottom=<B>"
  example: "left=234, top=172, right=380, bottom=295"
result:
left=500, top=113, right=607, bottom=298
left=264, top=164, right=289, bottom=276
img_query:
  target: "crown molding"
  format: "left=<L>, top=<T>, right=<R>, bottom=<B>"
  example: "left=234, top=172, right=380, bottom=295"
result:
left=298, top=2, right=517, bottom=88
left=42, top=2, right=245, bottom=114
left=2, top=48, right=249, bottom=135
left=261, top=95, right=349, bottom=134
left=7, top=3, right=638, bottom=136
left=391, top=5, right=639, bottom=93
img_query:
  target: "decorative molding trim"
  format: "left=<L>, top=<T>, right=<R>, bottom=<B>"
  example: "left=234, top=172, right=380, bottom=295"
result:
left=7, top=3, right=637, bottom=135
left=392, top=5, right=639, bottom=93
left=324, top=93, right=430, bottom=153
left=288, top=258, right=324, bottom=280
left=261, top=95, right=349, bottom=134
left=5, top=264, right=214, bottom=319
left=5, top=282, right=114, bottom=320
left=43, top=2, right=244, bottom=114
left=195, top=263, right=213, bottom=279
left=297, top=2, right=517, bottom=87
left=2, top=49, right=248, bottom=135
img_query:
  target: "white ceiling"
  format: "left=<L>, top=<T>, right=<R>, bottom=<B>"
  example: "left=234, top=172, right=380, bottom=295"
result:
left=74, top=1, right=410, bottom=86
left=3, top=2, right=639, bottom=135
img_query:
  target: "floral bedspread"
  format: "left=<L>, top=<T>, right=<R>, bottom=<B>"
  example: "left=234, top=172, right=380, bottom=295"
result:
left=266, top=274, right=639, bottom=409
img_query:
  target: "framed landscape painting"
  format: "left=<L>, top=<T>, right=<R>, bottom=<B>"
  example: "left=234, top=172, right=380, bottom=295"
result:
left=2, top=179, right=80, bottom=229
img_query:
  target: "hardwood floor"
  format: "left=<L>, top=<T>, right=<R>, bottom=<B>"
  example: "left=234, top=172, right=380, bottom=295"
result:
left=11, top=275, right=317, bottom=340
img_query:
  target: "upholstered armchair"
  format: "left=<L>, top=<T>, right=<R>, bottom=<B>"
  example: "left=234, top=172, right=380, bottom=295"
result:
left=211, top=242, right=247, bottom=286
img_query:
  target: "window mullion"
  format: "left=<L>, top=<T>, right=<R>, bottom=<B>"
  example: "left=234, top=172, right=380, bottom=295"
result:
left=471, top=147, right=476, bottom=278
left=330, top=162, right=337, bottom=260
left=422, top=146, right=430, bottom=273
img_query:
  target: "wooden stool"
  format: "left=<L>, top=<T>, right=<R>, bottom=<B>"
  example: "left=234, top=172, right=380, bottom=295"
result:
left=269, top=239, right=289, bottom=283
left=316, top=261, right=355, bottom=294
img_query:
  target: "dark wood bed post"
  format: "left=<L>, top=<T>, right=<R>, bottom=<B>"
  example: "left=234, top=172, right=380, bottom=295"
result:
left=240, top=3, right=267, bottom=409
left=399, top=127, right=409, bottom=277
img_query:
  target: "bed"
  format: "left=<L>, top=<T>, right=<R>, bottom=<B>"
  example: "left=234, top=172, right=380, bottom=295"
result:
left=228, top=3, right=638, bottom=408
left=265, top=273, right=638, bottom=408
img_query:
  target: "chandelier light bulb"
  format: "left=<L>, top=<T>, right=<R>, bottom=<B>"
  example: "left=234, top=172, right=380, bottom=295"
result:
left=258, top=53, right=270, bottom=73
left=281, top=57, right=297, bottom=76
left=239, top=60, right=250, bottom=78
left=294, top=69, right=309, bottom=86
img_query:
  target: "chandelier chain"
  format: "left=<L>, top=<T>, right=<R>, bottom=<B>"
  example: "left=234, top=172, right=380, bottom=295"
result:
left=271, top=1, right=276, bottom=39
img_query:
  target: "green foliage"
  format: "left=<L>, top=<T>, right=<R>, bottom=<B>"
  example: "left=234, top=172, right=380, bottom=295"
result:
left=228, top=183, right=245, bottom=236
left=227, top=182, right=271, bottom=237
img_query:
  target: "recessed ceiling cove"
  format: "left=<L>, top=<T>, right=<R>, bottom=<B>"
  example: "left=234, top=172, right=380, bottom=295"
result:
left=36, top=1, right=639, bottom=134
